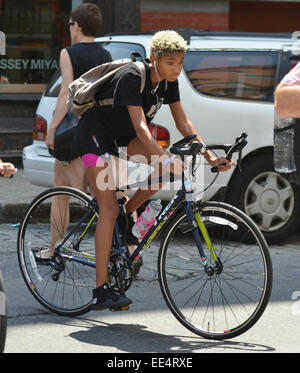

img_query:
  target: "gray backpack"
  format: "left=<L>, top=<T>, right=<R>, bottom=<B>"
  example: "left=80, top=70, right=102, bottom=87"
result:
left=67, top=58, right=146, bottom=118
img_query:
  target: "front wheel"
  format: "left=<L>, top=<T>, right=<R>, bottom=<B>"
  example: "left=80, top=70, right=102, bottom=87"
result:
left=158, top=201, right=272, bottom=340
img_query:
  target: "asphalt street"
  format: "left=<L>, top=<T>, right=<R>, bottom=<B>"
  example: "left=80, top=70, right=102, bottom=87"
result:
left=0, top=169, right=300, bottom=354
left=1, top=222, right=300, bottom=354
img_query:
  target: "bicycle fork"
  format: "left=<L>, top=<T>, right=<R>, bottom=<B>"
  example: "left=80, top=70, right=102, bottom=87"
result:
left=185, top=202, right=222, bottom=276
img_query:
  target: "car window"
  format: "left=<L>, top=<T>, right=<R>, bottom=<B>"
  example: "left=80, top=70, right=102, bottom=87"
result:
left=44, top=69, right=61, bottom=97
left=100, top=41, right=146, bottom=60
left=289, top=56, right=300, bottom=70
left=183, top=50, right=279, bottom=102
left=44, top=42, right=146, bottom=97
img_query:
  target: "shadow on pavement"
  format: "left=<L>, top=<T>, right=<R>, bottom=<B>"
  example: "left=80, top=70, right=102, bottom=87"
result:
left=67, top=317, right=275, bottom=353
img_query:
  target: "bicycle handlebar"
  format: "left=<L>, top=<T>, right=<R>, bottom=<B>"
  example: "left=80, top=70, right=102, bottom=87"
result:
left=209, top=132, right=248, bottom=173
left=170, top=140, right=203, bottom=156
left=170, top=132, right=248, bottom=173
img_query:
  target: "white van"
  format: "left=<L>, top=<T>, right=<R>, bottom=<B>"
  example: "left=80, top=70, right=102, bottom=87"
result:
left=23, top=31, right=300, bottom=243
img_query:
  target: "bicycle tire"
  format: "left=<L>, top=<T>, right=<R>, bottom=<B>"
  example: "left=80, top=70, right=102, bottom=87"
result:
left=0, top=270, right=6, bottom=353
left=17, top=187, right=97, bottom=317
left=158, top=201, right=272, bottom=340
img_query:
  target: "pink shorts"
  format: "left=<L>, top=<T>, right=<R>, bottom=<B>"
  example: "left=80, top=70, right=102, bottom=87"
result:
left=81, top=153, right=111, bottom=169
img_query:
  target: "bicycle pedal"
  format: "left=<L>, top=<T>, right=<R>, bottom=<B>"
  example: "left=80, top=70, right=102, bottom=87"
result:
left=109, top=305, right=130, bottom=312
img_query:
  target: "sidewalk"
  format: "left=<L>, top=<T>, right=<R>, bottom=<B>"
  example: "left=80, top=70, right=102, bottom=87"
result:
left=0, top=168, right=47, bottom=223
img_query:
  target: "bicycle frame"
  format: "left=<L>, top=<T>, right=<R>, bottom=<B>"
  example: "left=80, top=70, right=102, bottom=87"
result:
left=116, top=162, right=221, bottom=274
left=127, top=186, right=219, bottom=274
left=56, top=171, right=218, bottom=276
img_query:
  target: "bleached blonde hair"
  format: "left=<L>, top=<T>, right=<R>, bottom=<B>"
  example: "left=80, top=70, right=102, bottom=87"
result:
left=150, top=30, right=187, bottom=58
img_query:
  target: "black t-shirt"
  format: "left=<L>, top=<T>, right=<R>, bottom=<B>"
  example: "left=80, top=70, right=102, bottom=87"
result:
left=66, top=42, right=112, bottom=80
left=78, top=61, right=180, bottom=143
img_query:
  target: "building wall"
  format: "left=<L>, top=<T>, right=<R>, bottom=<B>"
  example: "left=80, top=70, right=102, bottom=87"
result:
left=141, top=0, right=230, bottom=32
left=230, top=1, right=300, bottom=32
left=140, top=0, right=300, bottom=33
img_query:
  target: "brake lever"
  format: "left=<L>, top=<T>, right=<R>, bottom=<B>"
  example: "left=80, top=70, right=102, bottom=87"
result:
left=210, top=140, right=241, bottom=173
left=210, top=133, right=247, bottom=173
left=211, top=147, right=234, bottom=173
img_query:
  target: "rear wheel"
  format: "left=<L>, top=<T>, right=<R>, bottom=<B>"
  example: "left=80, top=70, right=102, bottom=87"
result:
left=17, top=187, right=97, bottom=316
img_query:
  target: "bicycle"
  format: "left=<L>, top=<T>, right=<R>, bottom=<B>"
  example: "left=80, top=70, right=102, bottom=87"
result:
left=17, top=132, right=273, bottom=340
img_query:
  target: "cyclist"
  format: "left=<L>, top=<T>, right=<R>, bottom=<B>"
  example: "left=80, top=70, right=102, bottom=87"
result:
left=0, top=158, right=15, bottom=178
left=74, top=30, right=234, bottom=311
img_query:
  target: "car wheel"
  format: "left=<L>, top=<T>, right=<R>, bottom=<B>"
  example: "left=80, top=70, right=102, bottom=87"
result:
left=226, top=155, right=300, bottom=244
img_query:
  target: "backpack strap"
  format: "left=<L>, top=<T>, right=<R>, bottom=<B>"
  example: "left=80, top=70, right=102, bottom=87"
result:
left=131, top=53, right=147, bottom=91
left=97, top=98, right=114, bottom=106
left=98, top=61, right=146, bottom=107
left=134, top=61, right=146, bottom=94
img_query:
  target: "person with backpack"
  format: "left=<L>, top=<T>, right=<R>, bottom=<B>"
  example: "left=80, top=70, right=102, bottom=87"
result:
left=36, top=3, right=112, bottom=260
left=74, top=30, right=233, bottom=311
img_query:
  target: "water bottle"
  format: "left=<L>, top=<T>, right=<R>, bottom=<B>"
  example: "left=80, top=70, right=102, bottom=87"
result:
left=132, top=199, right=162, bottom=239
left=274, top=114, right=297, bottom=173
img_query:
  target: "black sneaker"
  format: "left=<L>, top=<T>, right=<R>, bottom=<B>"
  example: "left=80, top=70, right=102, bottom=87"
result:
left=92, top=283, right=132, bottom=311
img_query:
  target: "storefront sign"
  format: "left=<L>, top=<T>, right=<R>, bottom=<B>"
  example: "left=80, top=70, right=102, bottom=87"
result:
left=0, top=58, right=59, bottom=70
left=0, top=31, right=5, bottom=55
